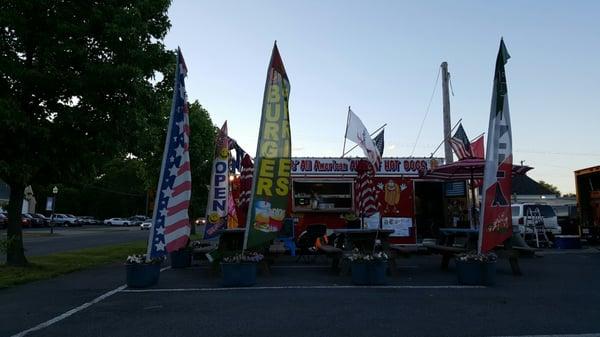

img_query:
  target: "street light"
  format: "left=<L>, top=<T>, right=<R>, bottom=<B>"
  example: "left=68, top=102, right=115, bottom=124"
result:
left=51, top=186, right=58, bottom=234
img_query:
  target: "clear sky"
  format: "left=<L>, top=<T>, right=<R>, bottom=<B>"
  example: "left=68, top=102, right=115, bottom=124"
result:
left=165, top=0, right=600, bottom=194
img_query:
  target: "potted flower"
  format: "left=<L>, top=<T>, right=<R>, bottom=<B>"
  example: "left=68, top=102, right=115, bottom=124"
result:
left=455, top=251, right=497, bottom=286
left=170, top=240, right=192, bottom=269
left=220, top=252, right=264, bottom=287
left=341, top=212, right=361, bottom=229
left=125, top=254, right=164, bottom=288
left=346, top=249, right=389, bottom=285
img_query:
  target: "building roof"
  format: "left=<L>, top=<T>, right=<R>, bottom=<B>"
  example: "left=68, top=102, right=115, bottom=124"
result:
left=512, top=174, right=556, bottom=196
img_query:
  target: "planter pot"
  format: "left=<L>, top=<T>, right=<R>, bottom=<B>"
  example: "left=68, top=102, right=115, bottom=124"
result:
left=456, top=260, right=496, bottom=286
left=554, top=235, right=581, bottom=249
left=221, top=262, right=257, bottom=287
left=170, top=249, right=192, bottom=268
left=126, top=263, right=161, bottom=288
left=351, top=260, right=388, bottom=285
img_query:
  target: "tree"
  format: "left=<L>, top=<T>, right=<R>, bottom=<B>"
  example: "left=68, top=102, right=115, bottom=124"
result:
left=0, top=0, right=173, bottom=266
left=538, top=181, right=561, bottom=196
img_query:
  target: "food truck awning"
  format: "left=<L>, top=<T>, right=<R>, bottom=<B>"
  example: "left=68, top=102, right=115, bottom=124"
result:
left=423, top=158, right=532, bottom=180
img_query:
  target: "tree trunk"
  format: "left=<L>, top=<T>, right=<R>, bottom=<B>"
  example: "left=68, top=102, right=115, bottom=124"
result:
left=6, top=182, right=28, bottom=266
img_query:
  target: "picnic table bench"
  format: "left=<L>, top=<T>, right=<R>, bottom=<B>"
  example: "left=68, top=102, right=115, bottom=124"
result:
left=424, top=228, right=537, bottom=276
left=317, top=244, right=344, bottom=269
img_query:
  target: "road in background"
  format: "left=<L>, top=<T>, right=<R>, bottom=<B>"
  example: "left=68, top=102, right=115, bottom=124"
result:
left=1, top=226, right=149, bottom=257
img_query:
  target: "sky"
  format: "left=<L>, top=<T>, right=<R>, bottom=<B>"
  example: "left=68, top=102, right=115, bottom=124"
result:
left=164, top=0, right=600, bottom=194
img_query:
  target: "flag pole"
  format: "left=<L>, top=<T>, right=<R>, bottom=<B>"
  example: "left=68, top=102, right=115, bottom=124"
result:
left=470, top=132, right=485, bottom=142
left=341, top=106, right=351, bottom=157
left=429, top=118, right=462, bottom=159
left=342, top=123, right=387, bottom=157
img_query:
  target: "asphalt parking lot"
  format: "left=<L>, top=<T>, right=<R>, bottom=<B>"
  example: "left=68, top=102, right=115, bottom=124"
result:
left=3, top=249, right=600, bottom=337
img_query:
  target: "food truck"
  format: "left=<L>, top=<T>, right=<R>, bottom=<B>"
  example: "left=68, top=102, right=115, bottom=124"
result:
left=574, top=165, right=600, bottom=242
left=288, top=157, right=457, bottom=244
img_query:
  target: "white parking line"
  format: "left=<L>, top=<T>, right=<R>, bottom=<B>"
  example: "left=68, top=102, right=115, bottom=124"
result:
left=120, top=284, right=486, bottom=292
left=10, top=285, right=127, bottom=337
left=494, top=333, right=600, bottom=337
left=11, top=266, right=171, bottom=337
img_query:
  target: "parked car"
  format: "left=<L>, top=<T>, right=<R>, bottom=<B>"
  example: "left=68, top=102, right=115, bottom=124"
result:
left=24, top=213, right=46, bottom=227
left=552, top=204, right=578, bottom=234
left=77, top=216, right=100, bottom=225
left=0, top=213, right=8, bottom=229
left=31, top=213, right=51, bottom=227
left=51, top=213, right=78, bottom=226
left=20, top=214, right=33, bottom=228
left=128, top=215, right=148, bottom=226
left=511, top=203, right=561, bottom=237
left=140, top=221, right=152, bottom=230
left=104, top=218, right=130, bottom=226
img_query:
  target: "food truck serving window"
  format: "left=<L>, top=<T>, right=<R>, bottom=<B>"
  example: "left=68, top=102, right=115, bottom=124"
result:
left=293, top=180, right=353, bottom=212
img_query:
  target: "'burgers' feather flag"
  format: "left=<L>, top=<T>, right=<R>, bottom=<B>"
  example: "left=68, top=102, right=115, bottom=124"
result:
left=244, top=42, right=292, bottom=251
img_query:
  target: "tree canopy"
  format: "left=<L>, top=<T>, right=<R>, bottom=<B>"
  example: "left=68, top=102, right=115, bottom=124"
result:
left=538, top=180, right=561, bottom=196
left=0, top=0, right=174, bottom=265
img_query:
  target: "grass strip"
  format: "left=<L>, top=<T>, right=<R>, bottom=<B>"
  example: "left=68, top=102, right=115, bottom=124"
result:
left=0, top=240, right=147, bottom=288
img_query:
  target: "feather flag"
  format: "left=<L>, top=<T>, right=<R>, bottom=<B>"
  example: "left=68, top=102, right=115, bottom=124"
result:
left=147, top=49, right=192, bottom=259
left=479, top=39, right=513, bottom=253
left=244, top=42, right=292, bottom=251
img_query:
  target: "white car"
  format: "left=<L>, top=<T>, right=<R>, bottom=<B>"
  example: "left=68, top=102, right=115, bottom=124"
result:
left=52, top=213, right=78, bottom=226
left=104, top=218, right=130, bottom=226
left=511, top=203, right=561, bottom=236
left=140, top=221, right=152, bottom=230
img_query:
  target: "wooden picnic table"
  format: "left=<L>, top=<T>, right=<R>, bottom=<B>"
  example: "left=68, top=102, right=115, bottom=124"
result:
left=332, top=228, right=395, bottom=252
left=424, top=227, right=537, bottom=275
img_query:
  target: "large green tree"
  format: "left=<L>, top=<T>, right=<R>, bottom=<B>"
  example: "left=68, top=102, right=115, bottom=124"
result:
left=0, top=0, right=173, bottom=266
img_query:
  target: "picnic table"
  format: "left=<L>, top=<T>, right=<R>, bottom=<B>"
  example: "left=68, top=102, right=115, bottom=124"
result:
left=424, top=227, right=537, bottom=275
left=332, top=228, right=395, bottom=252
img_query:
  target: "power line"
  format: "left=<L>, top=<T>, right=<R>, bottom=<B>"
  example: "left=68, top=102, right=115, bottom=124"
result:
left=410, top=67, right=441, bottom=157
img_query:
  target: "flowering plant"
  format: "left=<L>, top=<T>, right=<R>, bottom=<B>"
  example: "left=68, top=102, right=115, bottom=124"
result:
left=456, top=251, right=497, bottom=263
left=190, top=240, right=216, bottom=249
left=346, top=249, right=388, bottom=262
left=125, top=254, right=165, bottom=265
left=341, top=212, right=359, bottom=221
left=222, top=252, right=264, bottom=263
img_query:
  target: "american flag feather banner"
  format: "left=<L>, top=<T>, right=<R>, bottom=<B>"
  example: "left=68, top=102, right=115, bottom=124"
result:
left=147, top=48, right=192, bottom=259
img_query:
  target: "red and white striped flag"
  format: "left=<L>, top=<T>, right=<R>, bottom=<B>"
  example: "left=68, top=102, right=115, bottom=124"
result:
left=147, top=48, right=192, bottom=258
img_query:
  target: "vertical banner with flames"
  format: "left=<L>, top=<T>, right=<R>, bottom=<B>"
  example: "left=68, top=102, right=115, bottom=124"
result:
left=203, top=122, right=229, bottom=240
left=244, top=42, right=292, bottom=251
left=479, top=39, right=513, bottom=253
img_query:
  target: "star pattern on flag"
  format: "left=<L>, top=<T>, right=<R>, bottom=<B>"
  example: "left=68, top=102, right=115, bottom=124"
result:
left=169, top=164, right=179, bottom=177
left=175, top=145, right=184, bottom=158
left=155, top=241, right=165, bottom=251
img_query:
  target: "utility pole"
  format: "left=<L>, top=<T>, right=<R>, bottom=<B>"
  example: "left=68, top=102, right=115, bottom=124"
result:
left=441, top=62, right=453, bottom=164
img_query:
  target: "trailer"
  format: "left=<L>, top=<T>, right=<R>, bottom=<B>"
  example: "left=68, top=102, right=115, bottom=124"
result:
left=574, top=165, right=600, bottom=242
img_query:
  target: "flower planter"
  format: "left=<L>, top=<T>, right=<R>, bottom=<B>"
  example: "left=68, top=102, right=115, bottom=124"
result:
left=126, top=263, right=161, bottom=288
left=456, top=260, right=496, bottom=286
left=221, top=262, right=257, bottom=287
left=170, top=249, right=192, bottom=268
left=351, top=260, right=387, bottom=285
